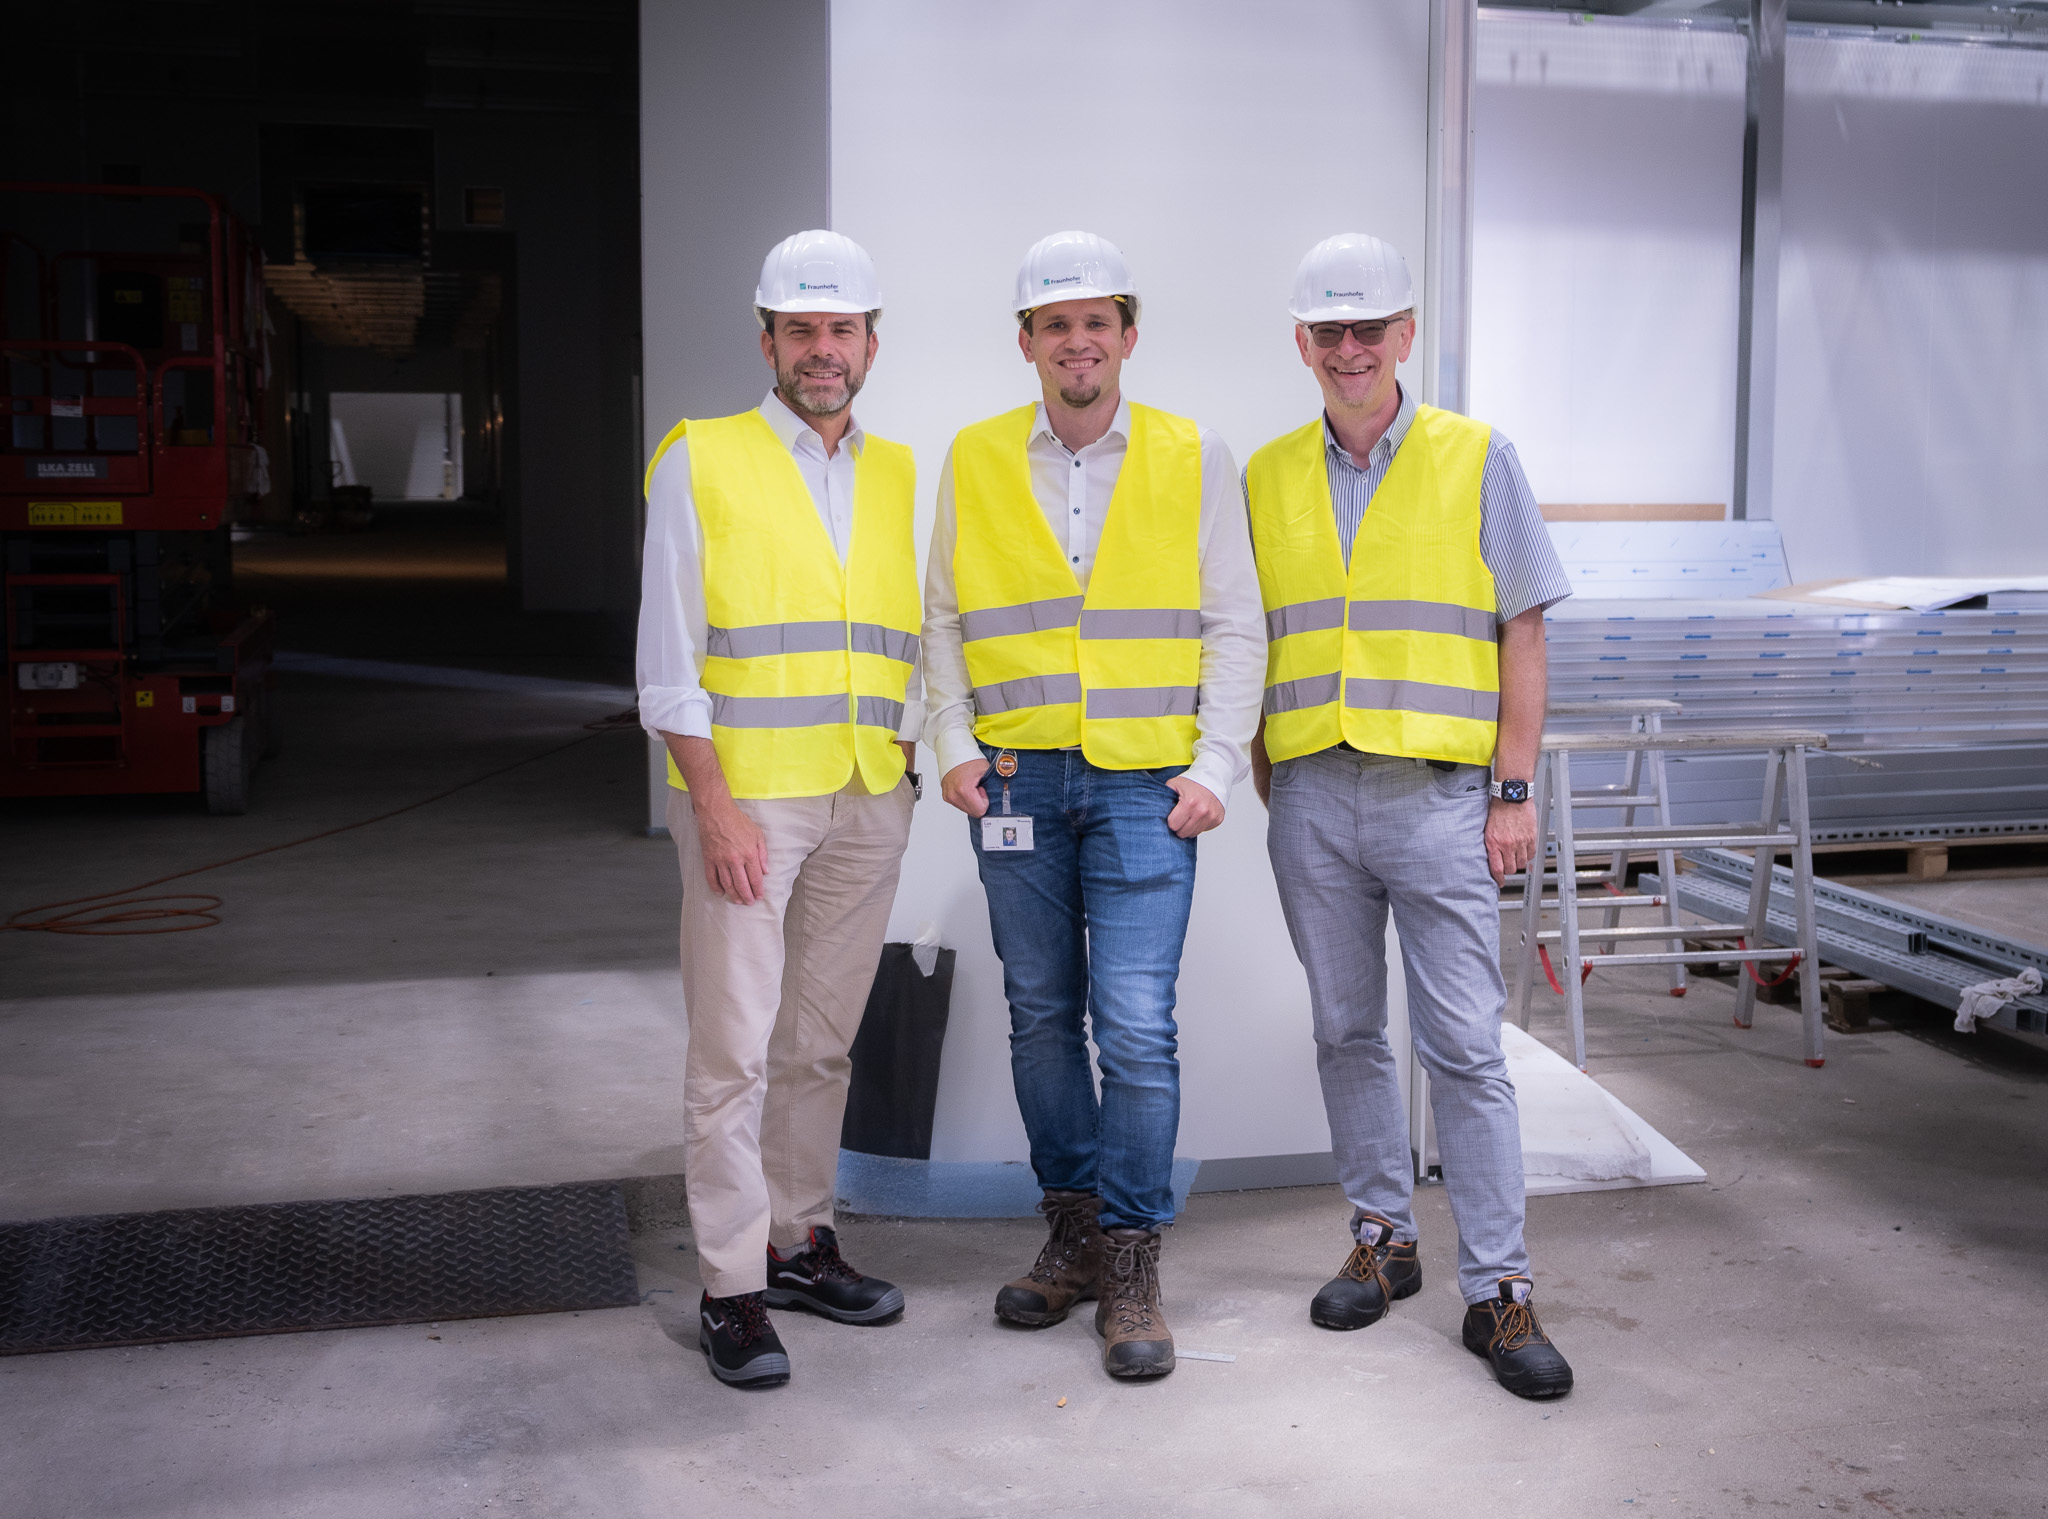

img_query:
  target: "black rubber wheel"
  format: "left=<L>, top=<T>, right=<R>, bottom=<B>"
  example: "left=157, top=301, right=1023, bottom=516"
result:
left=203, top=717, right=250, bottom=816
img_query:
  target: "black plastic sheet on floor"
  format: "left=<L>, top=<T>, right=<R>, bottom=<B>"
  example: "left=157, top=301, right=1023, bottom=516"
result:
left=0, top=1181, right=640, bottom=1355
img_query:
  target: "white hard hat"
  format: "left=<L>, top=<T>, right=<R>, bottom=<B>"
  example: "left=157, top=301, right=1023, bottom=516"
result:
left=1288, top=233, right=1414, bottom=324
left=1013, top=230, right=1141, bottom=326
left=754, top=229, right=881, bottom=327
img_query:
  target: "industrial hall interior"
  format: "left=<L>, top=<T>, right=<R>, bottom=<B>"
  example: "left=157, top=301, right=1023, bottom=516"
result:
left=3, top=0, right=2046, bottom=1514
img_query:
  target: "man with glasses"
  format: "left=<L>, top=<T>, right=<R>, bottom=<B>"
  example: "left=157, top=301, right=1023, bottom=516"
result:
left=1244, top=233, right=1576, bottom=1400
left=923, top=231, right=1265, bottom=1380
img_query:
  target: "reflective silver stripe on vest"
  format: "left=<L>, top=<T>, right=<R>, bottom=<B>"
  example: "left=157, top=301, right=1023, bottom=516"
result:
left=1344, top=678, right=1500, bottom=723
left=1078, top=608, right=1203, bottom=641
left=851, top=623, right=920, bottom=664
left=1347, top=599, right=1498, bottom=643
left=961, top=595, right=1085, bottom=643
left=973, top=672, right=1084, bottom=715
left=1265, top=597, right=1345, bottom=642
left=1262, top=672, right=1341, bottom=716
left=705, top=620, right=848, bottom=659
left=709, top=692, right=850, bottom=728
left=1086, top=686, right=1199, bottom=720
left=856, top=695, right=906, bottom=730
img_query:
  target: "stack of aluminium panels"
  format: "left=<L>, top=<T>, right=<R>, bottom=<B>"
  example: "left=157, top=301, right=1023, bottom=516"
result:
left=1540, top=600, right=2048, bottom=840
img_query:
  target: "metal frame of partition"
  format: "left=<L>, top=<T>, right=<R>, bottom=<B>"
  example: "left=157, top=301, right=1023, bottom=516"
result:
left=1650, top=849, right=2048, bottom=1035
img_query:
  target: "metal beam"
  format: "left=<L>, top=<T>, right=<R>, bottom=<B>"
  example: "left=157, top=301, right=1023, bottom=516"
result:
left=1425, top=0, right=1479, bottom=415
left=1733, top=0, right=1786, bottom=519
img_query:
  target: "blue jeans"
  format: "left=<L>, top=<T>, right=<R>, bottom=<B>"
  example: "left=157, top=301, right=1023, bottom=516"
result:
left=969, top=744, right=1198, bottom=1232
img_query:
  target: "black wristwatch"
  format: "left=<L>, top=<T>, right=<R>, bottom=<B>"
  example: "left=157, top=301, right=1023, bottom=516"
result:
left=1490, top=778, right=1530, bottom=804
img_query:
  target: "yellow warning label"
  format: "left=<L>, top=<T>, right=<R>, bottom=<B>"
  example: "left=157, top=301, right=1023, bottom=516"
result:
left=135, top=690, right=155, bottom=708
left=26, top=502, right=123, bottom=526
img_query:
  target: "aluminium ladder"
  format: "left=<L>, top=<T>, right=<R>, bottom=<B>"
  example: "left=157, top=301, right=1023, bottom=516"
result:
left=1513, top=725, right=1831, bottom=1070
left=1506, top=698, right=1690, bottom=1006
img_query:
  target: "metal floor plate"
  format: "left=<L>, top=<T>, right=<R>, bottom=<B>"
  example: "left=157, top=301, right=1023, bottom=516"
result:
left=0, top=1181, right=639, bottom=1355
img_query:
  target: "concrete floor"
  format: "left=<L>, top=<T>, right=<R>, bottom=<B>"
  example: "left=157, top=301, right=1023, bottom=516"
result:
left=5, top=515, right=2048, bottom=1517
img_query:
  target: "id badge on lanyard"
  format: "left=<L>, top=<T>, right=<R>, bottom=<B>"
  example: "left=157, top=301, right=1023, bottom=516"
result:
left=979, top=749, right=1034, bottom=852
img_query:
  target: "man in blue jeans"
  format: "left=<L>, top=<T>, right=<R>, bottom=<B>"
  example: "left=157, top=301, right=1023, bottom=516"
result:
left=922, top=232, right=1265, bottom=1379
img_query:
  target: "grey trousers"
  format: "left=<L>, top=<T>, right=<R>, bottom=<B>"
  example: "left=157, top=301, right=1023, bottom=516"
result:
left=1266, top=748, right=1528, bottom=1304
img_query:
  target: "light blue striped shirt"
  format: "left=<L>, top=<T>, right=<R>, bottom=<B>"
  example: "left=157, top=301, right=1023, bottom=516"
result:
left=1320, top=385, right=1571, bottom=623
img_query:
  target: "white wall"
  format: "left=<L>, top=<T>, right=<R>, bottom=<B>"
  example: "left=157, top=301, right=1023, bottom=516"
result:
left=1469, top=15, right=2048, bottom=583
left=831, top=0, right=1432, bottom=1164
left=1470, top=13, right=1745, bottom=511
left=639, top=0, right=830, bottom=455
left=328, top=392, right=462, bottom=500
left=1775, top=36, right=2048, bottom=580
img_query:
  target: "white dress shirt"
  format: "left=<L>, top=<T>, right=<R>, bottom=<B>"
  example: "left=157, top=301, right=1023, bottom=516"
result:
left=921, top=398, right=1266, bottom=806
left=636, top=388, right=925, bottom=744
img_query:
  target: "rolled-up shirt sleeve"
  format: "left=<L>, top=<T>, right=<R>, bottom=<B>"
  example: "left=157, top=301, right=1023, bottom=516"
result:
left=1186, top=428, right=1267, bottom=807
left=635, top=440, right=713, bottom=740
left=920, top=443, right=981, bottom=776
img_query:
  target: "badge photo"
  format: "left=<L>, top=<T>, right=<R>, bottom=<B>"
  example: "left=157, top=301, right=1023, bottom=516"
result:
left=980, top=815, right=1034, bottom=852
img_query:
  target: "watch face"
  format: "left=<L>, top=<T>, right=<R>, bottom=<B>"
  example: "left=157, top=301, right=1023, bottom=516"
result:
left=1500, top=779, right=1529, bottom=803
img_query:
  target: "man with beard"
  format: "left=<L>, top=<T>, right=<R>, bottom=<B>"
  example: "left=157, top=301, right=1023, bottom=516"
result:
left=922, top=231, right=1265, bottom=1380
left=637, top=230, right=920, bottom=1389
left=1244, top=233, right=1574, bottom=1400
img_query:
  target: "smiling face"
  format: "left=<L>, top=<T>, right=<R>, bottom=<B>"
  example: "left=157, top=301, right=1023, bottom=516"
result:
left=1018, top=297, right=1137, bottom=412
left=761, top=311, right=878, bottom=420
left=1296, top=312, right=1415, bottom=418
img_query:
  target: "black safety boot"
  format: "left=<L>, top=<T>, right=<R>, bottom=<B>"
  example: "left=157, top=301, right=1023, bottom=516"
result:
left=1310, top=1215, right=1422, bottom=1330
left=1462, top=1276, right=1574, bottom=1399
left=1094, top=1227, right=1174, bottom=1379
left=763, top=1226, right=905, bottom=1324
left=995, top=1190, right=1104, bottom=1328
left=698, top=1291, right=790, bottom=1388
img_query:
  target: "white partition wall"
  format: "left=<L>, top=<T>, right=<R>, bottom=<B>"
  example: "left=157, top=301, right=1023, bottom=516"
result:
left=830, top=0, right=1433, bottom=1167
left=1775, top=36, right=2048, bottom=580
left=1469, top=13, right=2048, bottom=582
left=1470, top=13, right=1746, bottom=513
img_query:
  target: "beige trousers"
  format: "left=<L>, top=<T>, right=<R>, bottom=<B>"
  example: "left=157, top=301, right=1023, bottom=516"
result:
left=668, top=777, right=914, bottom=1298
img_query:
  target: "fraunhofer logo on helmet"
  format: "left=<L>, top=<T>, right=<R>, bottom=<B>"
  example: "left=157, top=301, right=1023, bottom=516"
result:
left=797, top=281, right=839, bottom=291
left=1326, top=289, right=1365, bottom=299
left=1043, top=275, right=1082, bottom=286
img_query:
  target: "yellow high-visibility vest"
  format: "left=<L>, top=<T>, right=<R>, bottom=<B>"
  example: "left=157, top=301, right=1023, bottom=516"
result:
left=1245, top=405, right=1498, bottom=766
left=950, top=402, right=1203, bottom=770
left=646, top=410, right=919, bottom=799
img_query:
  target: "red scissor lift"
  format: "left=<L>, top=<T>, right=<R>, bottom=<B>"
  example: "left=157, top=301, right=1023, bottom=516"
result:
left=1, top=182, right=275, bottom=813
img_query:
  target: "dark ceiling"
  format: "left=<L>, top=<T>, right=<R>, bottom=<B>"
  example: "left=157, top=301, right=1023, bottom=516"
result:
left=8, top=0, right=637, bottom=117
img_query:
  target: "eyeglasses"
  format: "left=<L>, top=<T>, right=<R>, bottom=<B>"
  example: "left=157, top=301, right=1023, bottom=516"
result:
left=1305, top=318, right=1405, bottom=349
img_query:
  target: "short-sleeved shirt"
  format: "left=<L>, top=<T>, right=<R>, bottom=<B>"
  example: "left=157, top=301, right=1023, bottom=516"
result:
left=1316, top=384, right=1571, bottom=623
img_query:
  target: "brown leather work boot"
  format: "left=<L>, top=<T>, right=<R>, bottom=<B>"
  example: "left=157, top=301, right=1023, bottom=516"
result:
left=1094, top=1226, right=1174, bottom=1378
left=994, top=1190, right=1103, bottom=1327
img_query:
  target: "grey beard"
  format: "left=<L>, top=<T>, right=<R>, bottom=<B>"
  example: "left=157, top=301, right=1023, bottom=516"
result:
left=778, top=365, right=864, bottom=419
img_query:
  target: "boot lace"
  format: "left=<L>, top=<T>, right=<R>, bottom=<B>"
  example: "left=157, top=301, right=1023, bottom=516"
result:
left=1026, top=1196, right=1093, bottom=1286
left=722, top=1292, right=772, bottom=1348
left=1489, top=1298, right=1546, bottom=1354
left=802, top=1232, right=863, bottom=1284
left=1103, top=1233, right=1161, bottom=1336
left=1337, top=1237, right=1394, bottom=1296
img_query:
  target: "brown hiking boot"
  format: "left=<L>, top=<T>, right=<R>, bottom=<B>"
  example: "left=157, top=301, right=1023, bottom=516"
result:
left=994, top=1190, right=1103, bottom=1327
left=1093, top=1226, right=1174, bottom=1379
